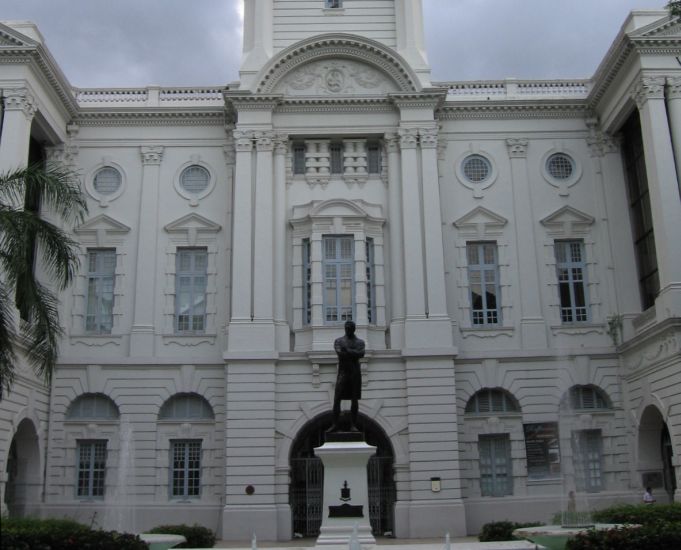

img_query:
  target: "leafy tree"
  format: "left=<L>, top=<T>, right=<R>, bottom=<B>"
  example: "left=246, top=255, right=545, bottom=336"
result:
left=0, top=162, right=87, bottom=398
left=668, top=2, right=681, bottom=17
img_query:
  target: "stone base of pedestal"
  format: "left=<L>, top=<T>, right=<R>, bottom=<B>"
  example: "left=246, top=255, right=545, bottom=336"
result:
left=314, top=435, right=377, bottom=547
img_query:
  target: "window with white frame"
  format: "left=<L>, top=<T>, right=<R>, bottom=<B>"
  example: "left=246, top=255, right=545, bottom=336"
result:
left=366, top=238, right=375, bottom=324
left=76, top=440, right=107, bottom=498
left=159, top=393, right=214, bottom=421
left=572, top=430, right=603, bottom=492
left=555, top=240, right=589, bottom=323
left=86, top=249, right=116, bottom=334
left=175, top=248, right=208, bottom=333
left=323, top=236, right=354, bottom=323
left=170, top=439, right=201, bottom=498
left=467, top=242, right=501, bottom=325
left=330, top=143, right=344, bottom=174
left=67, top=394, right=119, bottom=421
left=479, top=435, right=513, bottom=497
left=293, top=143, right=306, bottom=175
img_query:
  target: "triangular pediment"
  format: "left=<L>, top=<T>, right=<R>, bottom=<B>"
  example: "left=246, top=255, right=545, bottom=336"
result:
left=75, top=214, right=131, bottom=235
left=631, top=16, right=681, bottom=38
left=454, top=206, right=508, bottom=238
left=164, top=213, right=222, bottom=234
left=0, top=24, right=39, bottom=48
left=540, top=206, right=594, bottom=236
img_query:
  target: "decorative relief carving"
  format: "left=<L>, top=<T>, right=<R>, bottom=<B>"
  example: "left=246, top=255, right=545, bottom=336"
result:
left=419, top=127, right=438, bottom=149
left=3, top=88, right=37, bottom=119
left=632, top=76, right=666, bottom=107
left=506, top=138, right=528, bottom=158
left=384, top=133, right=400, bottom=154
left=276, top=59, right=396, bottom=96
left=586, top=119, right=619, bottom=157
left=255, top=131, right=275, bottom=152
left=666, top=76, right=681, bottom=100
left=624, top=332, right=680, bottom=372
left=233, top=129, right=255, bottom=152
left=140, top=145, right=164, bottom=165
left=398, top=128, right=418, bottom=149
left=273, top=134, right=289, bottom=155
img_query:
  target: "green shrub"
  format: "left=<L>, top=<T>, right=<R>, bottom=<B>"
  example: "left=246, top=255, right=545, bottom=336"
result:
left=590, top=502, right=681, bottom=525
left=478, top=520, right=543, bottom=542
left=566, top=521, right=681, bottom=550
left=147, top=523, right=217, bottom=548
left=1, top=516, right=147, bottom=550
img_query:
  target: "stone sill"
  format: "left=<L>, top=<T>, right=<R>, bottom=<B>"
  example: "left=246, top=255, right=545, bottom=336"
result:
left=323, top=8, right=345, bottom=15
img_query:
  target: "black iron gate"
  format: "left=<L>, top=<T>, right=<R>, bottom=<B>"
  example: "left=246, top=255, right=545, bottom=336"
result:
left=290, top=456, right=395, bottom=537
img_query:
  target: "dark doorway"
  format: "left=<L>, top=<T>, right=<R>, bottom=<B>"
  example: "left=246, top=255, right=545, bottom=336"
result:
left=661, top=425, right=676, bottom=501
left=4, top=418, right=41, bottom=516
left=289, top=412, right=395, bottom=537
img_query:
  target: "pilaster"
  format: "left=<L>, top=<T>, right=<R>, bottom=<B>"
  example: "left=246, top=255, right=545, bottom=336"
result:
left=506, top=138, right=548, bottom=349
left=273, top=135, right=290, bottom=351
left=130, top=145, right=164, bottom=356
left=666, top=76, right=681, bottom=197
left=0, top=88, right=36, bottom=172
left=633, top=76, right=681, bottom=318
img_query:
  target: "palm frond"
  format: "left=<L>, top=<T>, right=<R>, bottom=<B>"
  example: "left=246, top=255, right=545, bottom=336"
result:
left=0, top=282, right=18, bottom=399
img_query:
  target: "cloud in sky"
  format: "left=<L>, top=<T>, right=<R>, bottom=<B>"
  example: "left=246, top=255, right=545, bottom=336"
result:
left=0, top=0, right=668, bottom=87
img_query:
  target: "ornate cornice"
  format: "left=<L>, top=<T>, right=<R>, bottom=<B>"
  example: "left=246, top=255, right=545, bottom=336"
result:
left=140, top=145, right=164, bottom=165
left=438, top=102, right=588, bottom=120
left=506, top=138, right=528, bottom=158
left=632, top=75, right=666, bottom=108
left=224, top=92, right=281, bottom=112
left=275, top=97, right=394, bottom=114
left=2, top=87, right=37, bottom=119
left=74, top=110, right=226, bottom=127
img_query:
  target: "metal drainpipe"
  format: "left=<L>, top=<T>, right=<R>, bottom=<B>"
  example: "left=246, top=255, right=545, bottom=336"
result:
left=0, top=90, right=6, bottom=145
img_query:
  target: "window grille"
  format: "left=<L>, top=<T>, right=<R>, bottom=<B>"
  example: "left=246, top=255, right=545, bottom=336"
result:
left=467, top=242, right=501, bottom=325
left=330, top=143, right=344, bottom=174
left=546, top=153, right=574, bottom=180
left=180, top=165, right=210, bottom=194
left=171, top=440, right=201, bottom=498
left=479, top=435, right=512, bottom=497
left=93, top=167, right=122, bottom=195
left=293, top=143, right=306, bottom=174
left=303, top=239, right=312, bottom=324
left=555, top=240, right=589, bottom=323
left=159, top=394, right=214, bottom=420
left=367, top=143, right=381, bottom=174
left=86, top=249, right=116, bottom=334
left=572, top=430, right=603, bottom=492
left=567, top=386, right=609, bottom=410
left=175, top=248, right=208, bottom=333
left=366, top=238, right=375, bottom=324
left=465, top=388, right=519, bottom=414
left=323, top=236, right=354, bottom=323
left=76, top=440, right=107, bottom=498
left=462, top=155, right=491, bottom=183
left=325, top=0, right=342, bottom=8
left=67, top=394, right=119, bottom=420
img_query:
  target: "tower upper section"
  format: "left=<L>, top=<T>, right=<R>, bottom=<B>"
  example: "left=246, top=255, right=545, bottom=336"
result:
left=239, top=0, right=430, bottom=90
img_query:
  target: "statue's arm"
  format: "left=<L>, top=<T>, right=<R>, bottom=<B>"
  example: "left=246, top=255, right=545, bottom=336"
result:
left=348, top=339, right=365, bottom=359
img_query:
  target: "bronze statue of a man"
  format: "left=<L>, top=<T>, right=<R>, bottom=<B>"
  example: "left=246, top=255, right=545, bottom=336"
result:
left=329, top=320, right=366, bottom=432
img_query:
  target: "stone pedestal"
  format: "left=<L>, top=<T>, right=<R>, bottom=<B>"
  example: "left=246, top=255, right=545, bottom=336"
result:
left=314, top=435, right=376, bottom=547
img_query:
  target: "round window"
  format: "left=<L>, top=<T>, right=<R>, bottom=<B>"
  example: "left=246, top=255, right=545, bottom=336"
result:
left=462, top=155, right=491, bottom=183
left=93, top=167, right=122, bottom=195
left=546, top=153, right=574, bottom=180
left=180, top=165, right=210, bottom=194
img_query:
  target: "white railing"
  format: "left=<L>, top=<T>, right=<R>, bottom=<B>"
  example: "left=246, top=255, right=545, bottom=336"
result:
left=74, top=86, right=227, bottom=106
left=437, top=79, right=591, bottom=101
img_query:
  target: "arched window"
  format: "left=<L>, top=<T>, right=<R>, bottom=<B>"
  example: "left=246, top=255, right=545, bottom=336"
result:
left=159, top=393, right=214, bottom=421
left=465, top=388, right=520, bottom=414
left=66, top=393, right=119, bottom=421
left=563, top=385, right=611, bottom=410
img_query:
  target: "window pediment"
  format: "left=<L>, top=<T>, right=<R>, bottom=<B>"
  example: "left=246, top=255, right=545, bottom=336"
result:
left=164, top=213, right=222, bottom=245
left=75, top=214, right=131, bottom=246
left=291, top=199, right=384, bottom=230
left=540, top=206, right=594, bottom=237
left=454, top=206, right=508, bottom=239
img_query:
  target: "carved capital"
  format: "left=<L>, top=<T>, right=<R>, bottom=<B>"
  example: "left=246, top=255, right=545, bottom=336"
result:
left=384, top=132, right=400, bottom=154
left=255, top=131, right=275, bottom=152
left=585, top=118, right=618, bottom=157
left=233, top=129, right=254, bottom=152
left=273, top=134, right=289, bottom=155
left=667, top=76, right=681, bottom=100
left=3, top=88, right=36, bottom=120
left=419, top=127, right=438, bottom=149
left=398, top=128, right=418, bottom=150
left=140, top=145, right=164, bottom=165
left=633, top=76, right=666, bottom=107
left=223, top=144, right=236, bottom=165
left=506, top=138, right=528, bottom=158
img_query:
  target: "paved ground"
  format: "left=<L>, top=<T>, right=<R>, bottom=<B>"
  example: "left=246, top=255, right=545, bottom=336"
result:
left=212, top=536, right=479, bottom=548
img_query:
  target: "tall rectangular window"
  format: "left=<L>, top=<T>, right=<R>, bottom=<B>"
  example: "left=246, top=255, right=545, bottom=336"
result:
left=330, top=143, right=344, bottom=174
left=323, top=236, right=354, bottom=323
left=367, top=142, right=381, bottom=174
left=293, top=143, right=306, bottom=175
left=467, top=242, right=500, bottom=325
left=76, top=440, right=107, bottom=498
left=86, top=249, right=116, bottom=333
left=175, top=248, right=208, bottom=333
left=366, top=238, right=375, bottom=324
left=170, top=440, right=201, bottom=498
left=479, top=435, right=512, bottom=497
left=572, top=430, right=603, bottom=493
left=622, top=112, right=659, bottom=309
left=555, top=240, right=589, bottom=323
left=303, top=239, right=312, bottom=325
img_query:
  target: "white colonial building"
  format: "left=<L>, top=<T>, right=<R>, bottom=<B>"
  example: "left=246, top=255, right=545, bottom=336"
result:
left=1, top=0, right=680, bottom=541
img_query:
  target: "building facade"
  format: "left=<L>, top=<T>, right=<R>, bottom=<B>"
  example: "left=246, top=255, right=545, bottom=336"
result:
left=1, top=0, right=680, bottom=540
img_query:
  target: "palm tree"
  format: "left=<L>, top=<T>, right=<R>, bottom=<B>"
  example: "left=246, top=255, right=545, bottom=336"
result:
left=0, top=162, right=87, bottom=398
left=669, top=2, right=681, bottom=17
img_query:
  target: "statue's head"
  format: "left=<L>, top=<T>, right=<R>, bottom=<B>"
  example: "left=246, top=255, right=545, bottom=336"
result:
left=344, top=320, right=356, bottom=336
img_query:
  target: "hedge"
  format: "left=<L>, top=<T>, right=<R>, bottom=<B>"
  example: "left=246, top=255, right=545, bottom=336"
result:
left=590, top=502, right=681, bottom=525
left=566, top=521, right=681, bottom=550
left=478, top=520, right=544, bottom=542
left=147, top=524, right=217, bottom=548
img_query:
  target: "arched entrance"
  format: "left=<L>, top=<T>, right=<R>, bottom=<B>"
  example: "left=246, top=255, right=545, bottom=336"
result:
left=4, top=418, right=41, bottom=517
left=289, top=412, right=395, bottom=537
left=638, top=405, right=676, bottom=501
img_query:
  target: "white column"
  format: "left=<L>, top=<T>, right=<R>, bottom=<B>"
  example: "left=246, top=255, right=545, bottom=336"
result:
left=0, top=88, right=35, bottom=172
left=506, top=138, right=548, bottom=349
left=398, top=128, right=426, bottom=319
left=354, top=235, right=368, bottom=326
left=633, top=77, right=681, bottom=318
left=386, top=133, right=406, bottom=348
left=666, top=76, right=681, bottom=198
left=253, top=132, right=275, bottom=322
left=273, top=135, right=289, bottom=351
left=130, top=146, right=164, bottom=356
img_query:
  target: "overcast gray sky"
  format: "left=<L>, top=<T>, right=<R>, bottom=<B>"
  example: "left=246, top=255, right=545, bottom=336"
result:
left=0, top=0, right=669, bottom=88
